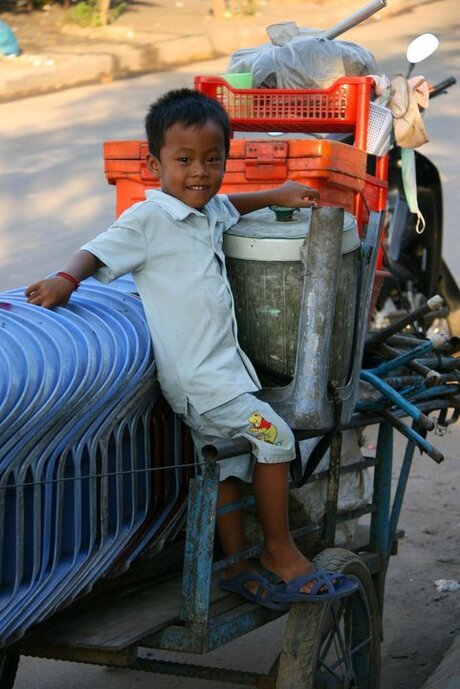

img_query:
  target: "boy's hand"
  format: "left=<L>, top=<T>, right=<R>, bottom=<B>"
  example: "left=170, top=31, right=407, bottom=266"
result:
left=228, top=182, right=320, bottom=216
left=24, top=250, right=100, bottom=308
left=25, top=276, right=76, bottom=309
left=272, top=181, right=319, bottom=208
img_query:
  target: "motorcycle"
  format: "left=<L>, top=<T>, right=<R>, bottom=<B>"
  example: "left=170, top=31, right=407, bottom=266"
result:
left=318, top=6, right=459, bottom=337
left=256, top=8, right=459, bottom=337
left=369, top=33, right=458, bottom=336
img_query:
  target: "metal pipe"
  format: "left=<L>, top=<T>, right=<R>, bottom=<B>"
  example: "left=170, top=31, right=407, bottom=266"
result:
left=361, top=369, right=435, bottom=430
left=386, top=334, right=432, bottom=348
left=202, top=438, right=252, bottom=462
left=321, top=0, right=387, bottom=40
left=370, top=340, right=433, bottom=377
left=380, top=343, right=441, bottom=385
left=369, top=419, right=393, bottom=611
left=387, top=426, right=418, bottom=551
left=381, top=409, right=444, bottom=463
left=366, top=295, right=445, bottom=349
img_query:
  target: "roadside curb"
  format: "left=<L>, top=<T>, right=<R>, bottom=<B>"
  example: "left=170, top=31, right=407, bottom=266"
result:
left=0, top=0, right=417, bottom=102
left=0, top=23, right=267, bottom=102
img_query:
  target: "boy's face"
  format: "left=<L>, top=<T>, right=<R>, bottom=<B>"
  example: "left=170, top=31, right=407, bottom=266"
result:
left=146, top=119, right=227, bottom=209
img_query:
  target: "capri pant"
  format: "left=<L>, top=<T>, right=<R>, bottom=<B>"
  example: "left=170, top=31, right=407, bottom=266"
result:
left=181, top=392, right=295, bottom=483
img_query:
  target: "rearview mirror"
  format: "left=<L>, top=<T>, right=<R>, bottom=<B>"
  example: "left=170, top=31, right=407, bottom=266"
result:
left=406, top=33, right=439, bottom=65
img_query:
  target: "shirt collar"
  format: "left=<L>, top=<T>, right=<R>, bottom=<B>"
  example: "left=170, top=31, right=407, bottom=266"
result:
left=145, top=189, right=226, bottom=223
left=145, top=189, right=204, bottom=221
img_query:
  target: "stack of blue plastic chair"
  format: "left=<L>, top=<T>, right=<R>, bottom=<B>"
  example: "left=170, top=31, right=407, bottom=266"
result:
left=0, top=277, right=192, bottom=647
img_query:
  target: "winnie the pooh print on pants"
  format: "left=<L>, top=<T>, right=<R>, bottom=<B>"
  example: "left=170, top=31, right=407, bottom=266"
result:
left=248, top=412, right=279, bottom=445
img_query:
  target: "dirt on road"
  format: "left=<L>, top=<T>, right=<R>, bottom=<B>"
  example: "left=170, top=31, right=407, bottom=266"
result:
left=379, top=423, right=460, bottom=688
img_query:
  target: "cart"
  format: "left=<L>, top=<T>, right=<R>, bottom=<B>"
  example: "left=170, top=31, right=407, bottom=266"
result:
left=1, top=349, right=458, bottom=688
left=1, top=76, right=460, bottom=689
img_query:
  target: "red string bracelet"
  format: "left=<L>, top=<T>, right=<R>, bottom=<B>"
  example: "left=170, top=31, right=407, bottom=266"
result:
left=56, top=271, right=80, bottom=291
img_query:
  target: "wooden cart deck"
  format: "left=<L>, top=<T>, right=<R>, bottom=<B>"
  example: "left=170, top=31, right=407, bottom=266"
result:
left=9, top=523, right=389, bottom=666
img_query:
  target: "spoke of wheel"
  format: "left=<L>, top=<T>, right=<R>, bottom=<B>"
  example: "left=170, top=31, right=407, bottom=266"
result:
left=318, top=606, right=348, bottom=680
left=319, top=600, right=345, bottom=660
left=319, top=626, right=337, bottom=663
left=318, top=627, right=342, bottom=678
left=349, top=590, right=372, bottom=657
left=350, top=637, right=372, bottom=656
left=318, top=656, right=343, bottom=682
left=330, top=602, right=351, bottom=672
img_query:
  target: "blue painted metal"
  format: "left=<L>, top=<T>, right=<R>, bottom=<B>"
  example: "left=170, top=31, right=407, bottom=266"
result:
left=359, top=331, right=460, bottom=461
left=369, top=341, right=433, bottom=376
left=405, top=383, right=460, bottom=402
left=180, top=461, right=219, bottom=640
left=361, top=370, right=434, bottom=430
left=146, top=455, right=286, bottom=655
left=369, top=421, right=393, bottom=560
left=416, top=355, right=460, bottom=370
left=380, top=410, right=444, bottom=464
left=387, top=427, right=418, bottom=552
left=217, top=495, right=255, bottom=517
left=369, top=421, right=393, bottom=609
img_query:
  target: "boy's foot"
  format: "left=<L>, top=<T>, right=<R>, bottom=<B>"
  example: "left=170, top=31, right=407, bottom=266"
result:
left=260, top=544, right=316, bottom=591
left=260, top=543, right=345, bottom=597
left=218, top=571, right=289, bottom=611
left=270, top=570, right=358, bottom=604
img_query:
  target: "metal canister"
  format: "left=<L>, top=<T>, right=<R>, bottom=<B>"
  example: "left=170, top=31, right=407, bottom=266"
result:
left=224, top=206, right=361, bottom=387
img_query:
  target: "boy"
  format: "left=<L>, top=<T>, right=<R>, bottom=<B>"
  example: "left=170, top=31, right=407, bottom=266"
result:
left=25, top=88, right=356, bottom=608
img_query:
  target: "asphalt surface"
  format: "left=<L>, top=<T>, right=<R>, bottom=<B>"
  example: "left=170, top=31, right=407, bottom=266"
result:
left=0, top=0, right=423, bottom=102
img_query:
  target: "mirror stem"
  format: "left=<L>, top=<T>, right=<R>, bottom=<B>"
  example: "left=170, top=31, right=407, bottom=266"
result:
left=406, top=62, right=415, bottom=79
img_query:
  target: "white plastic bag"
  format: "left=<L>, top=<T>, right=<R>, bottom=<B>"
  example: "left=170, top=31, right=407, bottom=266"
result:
left=227, top=22, right=377, bottom=89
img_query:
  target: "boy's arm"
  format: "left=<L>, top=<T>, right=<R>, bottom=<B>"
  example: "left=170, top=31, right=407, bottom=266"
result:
left=25, top=250, right=103, bottom=309
left=228, top=180, right=319, bottom=216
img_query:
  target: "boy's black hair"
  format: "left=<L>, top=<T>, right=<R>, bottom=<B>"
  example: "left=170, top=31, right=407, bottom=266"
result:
left=145, top=88, right=231, bottom=158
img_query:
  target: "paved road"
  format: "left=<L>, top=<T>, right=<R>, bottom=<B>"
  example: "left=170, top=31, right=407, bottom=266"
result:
left=1, top=1, right=459, bottom=687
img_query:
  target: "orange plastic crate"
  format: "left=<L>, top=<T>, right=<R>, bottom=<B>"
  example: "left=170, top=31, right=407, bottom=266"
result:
left=194, top=75, right=374, bottom=150
left=104, top=137, right=386, bottom=231
left=222, top=139, right=368, bottom=223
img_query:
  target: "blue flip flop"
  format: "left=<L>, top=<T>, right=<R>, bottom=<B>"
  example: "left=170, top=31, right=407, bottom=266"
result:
left=219, top=571, right=290, bottom=611
left=270, top=569, right=359, bottom=604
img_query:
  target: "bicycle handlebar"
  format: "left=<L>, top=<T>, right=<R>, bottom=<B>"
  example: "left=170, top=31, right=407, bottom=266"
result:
left=430, top=76, right=457, bottom=98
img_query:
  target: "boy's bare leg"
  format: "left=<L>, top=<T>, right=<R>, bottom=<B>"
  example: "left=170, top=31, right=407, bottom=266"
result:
left=218, top=465, right=321, bottom=594
left=217, top=476, right=283, bottom=601
left=252, top=461, right=316, bottom=589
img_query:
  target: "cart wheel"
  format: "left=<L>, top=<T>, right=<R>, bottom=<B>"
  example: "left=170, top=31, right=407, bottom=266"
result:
left=276, top=548, right=381, bottom=689
left=0, top=653, right=19, bottom=689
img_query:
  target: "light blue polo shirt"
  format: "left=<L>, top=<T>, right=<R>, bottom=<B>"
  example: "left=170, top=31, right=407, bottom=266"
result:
left=81, top=189, right=260, bottom=414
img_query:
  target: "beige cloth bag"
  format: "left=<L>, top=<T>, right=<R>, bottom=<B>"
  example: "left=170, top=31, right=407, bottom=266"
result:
left=389, top=74, right=429, bottom=148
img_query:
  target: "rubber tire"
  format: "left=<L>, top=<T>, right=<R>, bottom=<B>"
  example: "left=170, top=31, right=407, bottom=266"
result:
left=276, top=548, right=381, bottom=689
left=0, top=653, right=19, bottom=689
